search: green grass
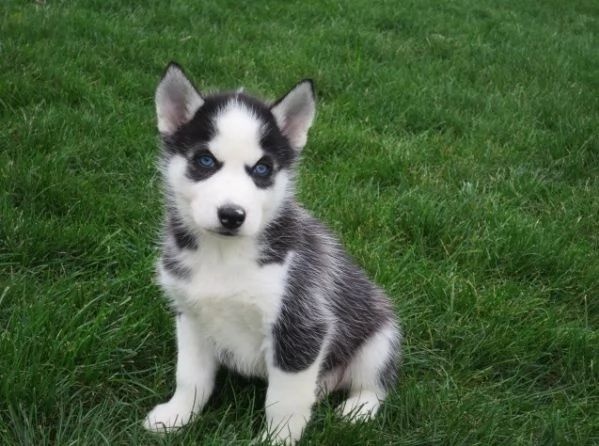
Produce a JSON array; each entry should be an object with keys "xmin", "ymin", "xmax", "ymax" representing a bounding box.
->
[{"xmin": 1, "ymin": 0, "xmax": 598, "ymax": 444}]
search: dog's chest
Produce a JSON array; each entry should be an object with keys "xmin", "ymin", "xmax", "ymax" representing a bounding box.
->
[{"xmin": 161, "ymin": 246, "xmax": 290, "ymax": 377}]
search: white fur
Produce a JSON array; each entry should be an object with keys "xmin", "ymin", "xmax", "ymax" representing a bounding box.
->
[
  {"xmin": 336, "ymin": 322, "xmax": 399, "ymax": 420},
  {"xmin": 212, "ymin": 102, "xmax": 265, "ymax": 163},
  {"xmin": 162, "ymin": 239, "xmax": 292, "ymax": 374},
  {"xmin": 144, "ymin": 312, "xmax": 216, "ymax": 431},
  {"xmin": 145, "ymin": 243, "xmax": 293, "ymax": 433},
  {"xmin": 263, "ymin": 358, "xmax": 321, "ymax": 445}
]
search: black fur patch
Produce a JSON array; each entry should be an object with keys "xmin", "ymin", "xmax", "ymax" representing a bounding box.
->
[
  {"xmin": 167, "ymin": 213, "xmax": 198, "ymax": 250},
  {"xmin": 272, "ymin": 272, "xmax": 329, "ymax": 372},
  {"xmin": 268, "ymin": 208, "xmax": 331, "ymax": 372},
  {"xmin": 321, "ymin": 257, "xmax": 391, "ymax": 373},
  {"xmin": 258, "ymin": 206, "xmax": 300, "ymax": 265},
  {"xmin": 186, "ymin": 149, "xmax": 223, "ymax": 182},
  {"xmin": 161, "ymin": 248, "xmax": 190, "ymax": 279},
  {"xmin": 264, "ymin": 205, "xmax": 397, "ymax": 377},
  {"xmin": 246, "ymin": 156, "xmax": 275, "ymax": 189},
  {"xmin": 259, "ymin": 115, "xmax": 296, "ymax": 170}
]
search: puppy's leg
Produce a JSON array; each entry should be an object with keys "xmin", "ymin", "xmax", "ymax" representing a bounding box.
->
[
  {"xmin": 337, "ymin": 322, "xmax": 400, "ymax": 421},
  {"xmin": 144, "ymin": 312, "xmax": 217, "ymax": 432},
  {"xmin": 263, "ymin": 299, "xmax": 328, "ymax": 444},
  {"xmin": 263, "ymin": 360, "xmax": 321, "ymax": 445}
]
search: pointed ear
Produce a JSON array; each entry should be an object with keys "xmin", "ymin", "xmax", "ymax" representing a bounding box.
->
[
  {"xmin": 270, "ymin": 80, "xmax": 316, "ymax": 151},
  {"xmin": 155, "ymin": 62, "xmax": 204, "ymax": 135}
]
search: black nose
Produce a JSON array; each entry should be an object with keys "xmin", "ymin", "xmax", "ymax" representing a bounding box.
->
[{"xmin": 217, "ymin": 205, "xmax": 246, "ymax": 230}]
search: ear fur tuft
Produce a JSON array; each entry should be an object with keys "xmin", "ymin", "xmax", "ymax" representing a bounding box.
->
[
  {"xmin": 270, "ymin": 80, "xmax": 316, "ymax": 151},
  {"xmin": 155, "ymin": 62, "xmax": 204, "ymax": 135}
]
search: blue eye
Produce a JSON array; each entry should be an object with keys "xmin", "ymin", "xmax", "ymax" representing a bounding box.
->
[
  {"xmin": 195, "ymin": 154, "xmax": 216, "ymax": 168},
  {"xmin": 252, "ymin": 163, "xmax": 272, "ymax": 177}
]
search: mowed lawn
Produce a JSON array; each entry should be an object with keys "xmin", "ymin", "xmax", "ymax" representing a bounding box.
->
[{"xmin": 1, "ymin": 0, "xmax": 598, "ymax": 444}]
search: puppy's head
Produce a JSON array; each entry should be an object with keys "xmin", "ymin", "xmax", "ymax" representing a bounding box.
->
[{"xmin": 155, "ymin": 62, "xmax": 315, "ymax": 238}]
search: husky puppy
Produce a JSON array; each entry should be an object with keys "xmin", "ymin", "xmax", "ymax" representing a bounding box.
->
[{"xmin": 143, "ymin": 62, "xmax": 401, "ymax": 445}]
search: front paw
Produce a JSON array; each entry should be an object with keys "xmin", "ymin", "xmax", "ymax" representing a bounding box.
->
[
  {"xmin": 143, "ymin": 400, "xmax": 197, "ymax": 433},
  {"xmin": 262, "ymin": 406, "xmax": 311, "ymax": 445}
]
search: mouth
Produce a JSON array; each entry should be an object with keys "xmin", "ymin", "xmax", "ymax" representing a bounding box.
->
[{"xmin": 207, "ymin": 228, "xmax": 240, "ymax": 237}]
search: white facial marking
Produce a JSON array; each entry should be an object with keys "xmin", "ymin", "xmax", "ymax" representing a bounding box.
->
[
  {"xmin": 164, "ymin": 100, "xmax": 289, "ymax": 237},
  {"xmin": 210, "ymin": 101, "xmax": 265, "ymax": 163}
]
